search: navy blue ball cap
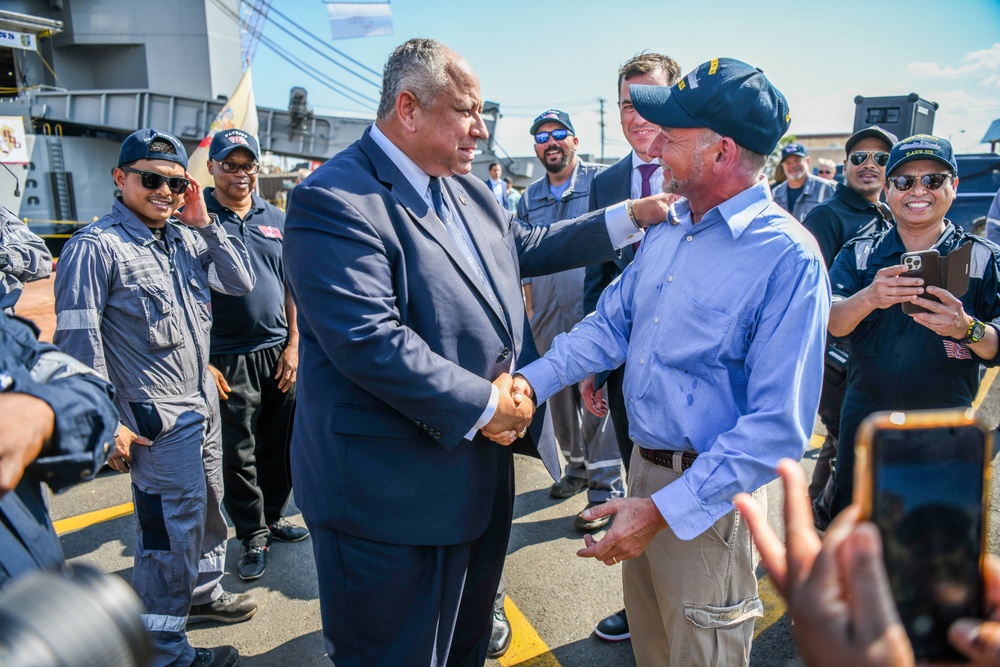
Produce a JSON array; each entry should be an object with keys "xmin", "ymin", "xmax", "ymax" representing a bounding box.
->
[
  {"xmin": 781, "ymin": 143, "xmax": 808, "ymax": 161},
  {"xmin": 118, "ymin": 128, "xmax": 188, "ymax": 170},
  {"xmin": 885, "ymin": 134, "xmax": 958, "ymax": 177},
  {"xmin": 630, "ymin": 58, "xmax": 791, "ymax": 156},
  {"xmin": 529, "ymin": 109, "xmax": 575, "ymax": 136},
  {"xmin": 845, "ymin": 125, "xmax": 898, "ymax": 155},
  {"xmin": 209, "ymin": 128, "xmax": 261, "ymax": 161}
]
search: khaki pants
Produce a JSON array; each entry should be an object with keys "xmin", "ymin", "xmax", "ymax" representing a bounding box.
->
[{"xmin": 623, "ymin": 446, "xmax": 764, "ymax": 667}]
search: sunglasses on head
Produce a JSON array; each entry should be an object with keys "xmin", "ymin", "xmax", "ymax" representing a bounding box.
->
[
  {"xmin": 218, "ymin": 160, "xmax": 260, "ymax": 175},
  {"xmin": 534, "ymin": 128, "xmax": 571, "ymax": 144},
  {"xmin": 887, "ymin": 173, "xmax": 953, "ymax": 192},
  {"xmin": 121, "ymin": 166, "xmax": 190, "ymax": 194},
  {"xmin": 848, "ymin": 151, "xmax": 890, "ymax": 167}
]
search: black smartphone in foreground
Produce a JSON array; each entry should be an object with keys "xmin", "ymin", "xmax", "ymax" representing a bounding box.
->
[{"xmin": 854, "ymin": 408, "xmax": 991, "ymax": 662}]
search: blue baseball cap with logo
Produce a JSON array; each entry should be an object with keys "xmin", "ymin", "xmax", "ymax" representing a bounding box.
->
[
  {"xmin": 884, "ymin": 134, "xmax": 958, "ymax": 177},
  {"xmin": 118, "ymin": 128, "xmax": 188, "ymax": 169},
  {"xmin": 529, "ymin": 109, "xmax": 575, "ymax": 136},
  {"xmin": 780, "ymin": 143, "xmax": 808, "ymax": 161},
  {"xmin": 629, "ymin": 58, "xmax": 791, "ymax": 156},
  {"xmin": 209, "ymin": 128, "xmax": 261, "ymax": 161}
]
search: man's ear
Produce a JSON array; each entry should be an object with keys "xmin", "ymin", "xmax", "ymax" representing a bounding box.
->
[
  {"xmin": 112, "ymin": 167, "xmax": 126, "ymax": 189},
  {"xmin": 396, "ymin": 91, "xmax": 420, "ymax": 133}
]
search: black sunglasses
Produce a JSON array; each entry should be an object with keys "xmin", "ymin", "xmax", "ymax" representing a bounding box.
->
[
  {"xmin": 535, "ymin": 129, "xmax": 571, "ymax": 144},
  {"xmin": 848, "ymin": 151, "xmax": 890, "ymax": 167},
  {"xmin": 887, "ymin": 173, "xmax": 953, "ymax": 192},
  {"xmin": 121, "ymin": 166, "xmax": 190, "ymax": 194},
  {"xmin": 218, "ymin": 160, "xmax": 260, "ymax": 175}
]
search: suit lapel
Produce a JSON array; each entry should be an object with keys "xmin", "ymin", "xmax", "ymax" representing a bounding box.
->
[
  {"xmin": 360, "ymin": 135, "xmax": 511, "ymax": 334},
  {"xmin": 446, "ymin": 179, "xmax": 513, "ymax": 334}
]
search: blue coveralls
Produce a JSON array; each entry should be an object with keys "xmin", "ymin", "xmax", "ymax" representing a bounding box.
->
[
  {"xmin": 53, "ymin": 199, "xmax": 255, "ymax": 667},
  {"xmin": 0, "ymin": 205, "xmax": 52, "ymax": 312},
  {"xmin": 0, "ymin": 312, "xmax": 117, "ymax": 586}
]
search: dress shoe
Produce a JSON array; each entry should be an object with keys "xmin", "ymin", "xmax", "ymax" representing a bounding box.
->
[
  {"xmin": 594, "ymin": 608, "xmax": 630, "ymax": 642},
  {"xmin": 268, "ymin": 517, "xmax": 310, "ymax": 543},
  {"xmin": 486, "ymin": 607, "xmax": 512, "ymax": 658},
  {"xmin": 237, "ymin": 545, "xmax": 267, "ymax": 581},
  {"xmin": 188, "ymin": 591, "xmax": 257, "ymax": 625},
  {"xmin": 190, "ymin": 645, "xmax": 240, "ymax": 666},
  {"xmin": 549, "ymin": 475, "xmax": 587, "ymax": 499},
  {"xmin": 575, "ymin": 500, "xmax": 611, "ymax": 531}
]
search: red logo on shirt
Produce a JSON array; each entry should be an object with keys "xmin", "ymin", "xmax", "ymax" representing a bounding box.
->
[
  {"xmin": 943, "ymin": 340, "xmax": 972, "ymax": 360},
  {"xmin": 258, "ymin": 225, "xmax": 283, "ymax": 239}
]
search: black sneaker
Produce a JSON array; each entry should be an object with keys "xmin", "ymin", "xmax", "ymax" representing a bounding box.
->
[
  {"xmin": 237, "ymin": 545, "xmax": 267, "ymax": 581},
  {"xmin": 188, "ymin": 591, "xmax": 257, "ymax": 625},
  {"xmin": 594, "ymin": 608, "xmax": 630, "ymax": 642},
  {"xmin": 268, "ymin": 517, "xmax": 310, "ymax": 543},
  {"xmin": 190, "ymin": 645, "xmax": 240, "ymax": 667}
]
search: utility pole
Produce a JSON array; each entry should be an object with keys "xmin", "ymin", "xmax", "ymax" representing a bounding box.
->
[{"xmin": 598, "ymin": 97, "xmax": 606, "ymax": 163}]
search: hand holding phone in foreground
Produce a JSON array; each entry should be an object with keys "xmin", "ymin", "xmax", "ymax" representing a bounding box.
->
[{"xmin": 736, "ymin": 458, "xmax": 1000, "ymax": 667}]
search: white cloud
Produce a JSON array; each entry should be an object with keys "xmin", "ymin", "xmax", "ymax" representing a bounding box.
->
[{"xmin": 906, "ymin": 43, "xmax": 1000, "ymax": 83}]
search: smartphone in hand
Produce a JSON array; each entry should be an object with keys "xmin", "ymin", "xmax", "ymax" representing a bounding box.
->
[
  {"xmin": 901, "ymin": 242, "xmax": 972, "ymax": 315},
  {"xmin": 854, "ymin": 408, "xmax": 991, "ymax": 662}
]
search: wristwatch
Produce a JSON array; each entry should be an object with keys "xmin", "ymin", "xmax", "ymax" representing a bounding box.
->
[{"xmin": 959, "ymin": 319, "xmax": 987, "ymax": 345}]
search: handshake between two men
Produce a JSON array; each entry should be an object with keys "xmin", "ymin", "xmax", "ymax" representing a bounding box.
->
[{"xmin": 480, "ymin": 373, "xmax": 536, "ymax": 446}]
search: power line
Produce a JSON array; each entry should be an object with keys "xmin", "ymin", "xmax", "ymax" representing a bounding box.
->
[
  {"xmin": 259, "ymin": 0, "xmax": 383, "ymax": 82},
  {"xmin": 208, "ymin": 0, "xmax": 378, "ymax": 111},
  {"xmin": 246, "ymin": 0, "xmax": 382, "ymax": 91}
]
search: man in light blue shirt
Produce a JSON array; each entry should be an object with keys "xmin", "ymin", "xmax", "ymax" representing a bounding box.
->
[{"xmin": 508, "ymin": 59, "xmax": 830, "ymax": 666}]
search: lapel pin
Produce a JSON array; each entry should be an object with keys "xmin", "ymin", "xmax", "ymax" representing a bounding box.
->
[{"xmin": 459, "ymin": 195, "xmax": 467, "ymax": 206}]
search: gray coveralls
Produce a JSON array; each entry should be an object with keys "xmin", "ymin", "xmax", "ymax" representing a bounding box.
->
[
  {"xmin": 517, "ymin": 161, "xmax": 624, "ymax": 503},
  {"xmin": 0, "ymin": 205, "xmax": 52, "ymax": 312},
  {"xmin": 53, "ymin": 199, "xmax": 255, "ymax": 667}
]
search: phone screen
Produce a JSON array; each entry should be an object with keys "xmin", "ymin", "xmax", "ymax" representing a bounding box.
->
[{"xmin": 870, "ymin": 424, "xmax": 986, "ymax": 661}]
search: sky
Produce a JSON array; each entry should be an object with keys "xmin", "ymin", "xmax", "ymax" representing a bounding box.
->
[{"xmin": 248, "ymin": 0, "xmax": 1000, "ymax": 161}]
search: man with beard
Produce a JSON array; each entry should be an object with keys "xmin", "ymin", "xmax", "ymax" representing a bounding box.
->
[
  {"xmin": 773, "ymin": 142, "xmax": 836, "ymax": 221},
  {"xmin": 801, "ymin": 126, "xmax": 895, "ymax": 528},
  {"xmin": 518, "ymin": 111, "xmax": 620, "ymax": 518},
  {"xmin": 510, "ymin": 59, "xmax": 829, "ymax": 665}
]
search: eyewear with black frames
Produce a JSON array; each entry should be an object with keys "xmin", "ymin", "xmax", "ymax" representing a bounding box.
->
[
  {"xmin": 848, "ymin": 151, "xmax": 890, "ymax": 167},
  {"xmin": 217, "ymin": 160, "xmax": 260, "ymax": 175},
  {"xmin": 534, "ymin": 129, "xmax": 571, "ymax": 144},
  {"xmin": 887, "ymin": 173, "xmax": 953, "ymax": 192},
  {"xmin": 120, "ymin": 166, "xmax": 191, "ymax": 194}
]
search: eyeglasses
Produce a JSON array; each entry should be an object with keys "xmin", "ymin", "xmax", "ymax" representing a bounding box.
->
[
  {"xmin": 887, "ymin": 173, "xmax": 953, "ymax": 192},
  {"xmin": 816, "ymin": 169, "xmax": 836, "ymax": 177},
  {"xmin": 534, "ymin": 129, "xmax": 571, "ymax": 144},
  {"xmin": 121, "ymin": 166, "xmax": 190, "ymax": 194},
  {"xmin": 848, "ymin": 151, "xmax": 890, "ymax": 167},
  {"xmin": 217, "ymin": 160, "xmax": 260, "ymax": 175}
]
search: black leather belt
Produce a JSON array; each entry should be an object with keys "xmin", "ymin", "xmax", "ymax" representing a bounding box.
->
[{"xmin": 638, "ymin": 447, "xmax": 698, "ymax": 471}]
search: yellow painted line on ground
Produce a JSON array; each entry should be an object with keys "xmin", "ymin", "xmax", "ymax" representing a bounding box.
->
[
  {"xmin": 753, "ymin": 576, "xmax": 786, "ymax": 638},
  {"xmin": 499, "ymin": 596, "xmax": 561, "ymax": 667},
  {"xmin": 974, "ymin": 367, "xmax": 998, "ymax": 410},
  {"xmin": 808, "ymin": 432, "xmax": 824, "ymax": 449},
  {"xmin": 53, "ymin": 501, "xmax": 133, "ymax": 535}
]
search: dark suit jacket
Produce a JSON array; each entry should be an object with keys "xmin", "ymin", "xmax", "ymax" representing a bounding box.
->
[
  {"xmin": 583, "ymin": 155, "xmax": 635, "ymax": 388},
  {"xmin": 283, "ymin": 128, "xmax": 617, "ymax": 546}
]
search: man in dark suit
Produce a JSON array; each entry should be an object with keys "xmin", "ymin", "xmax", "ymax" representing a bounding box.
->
[
  {"xmin": 580, "ymin": 52, "xmax": 681, "ymax": 643},
  {"xmin": 283, "ymin": 39, "xmax": 669, "ymax": 667}
]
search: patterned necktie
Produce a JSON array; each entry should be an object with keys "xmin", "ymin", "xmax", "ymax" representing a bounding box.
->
[
  {"xmin": 428, "ymin": 177, "xmax": 498, "ymax": 306},
  {"xmin": 634, "ymin": 163, "xmax": 659, "ymax": 252}
]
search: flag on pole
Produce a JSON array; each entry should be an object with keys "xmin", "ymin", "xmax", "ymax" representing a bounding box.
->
[
  {"xmin": 326, "ymin": 2, "xmax": 393, "ymax": 40},
  {"xmin": 187, "ymin": 66, "xmax": 260, "ymax": 188}
]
